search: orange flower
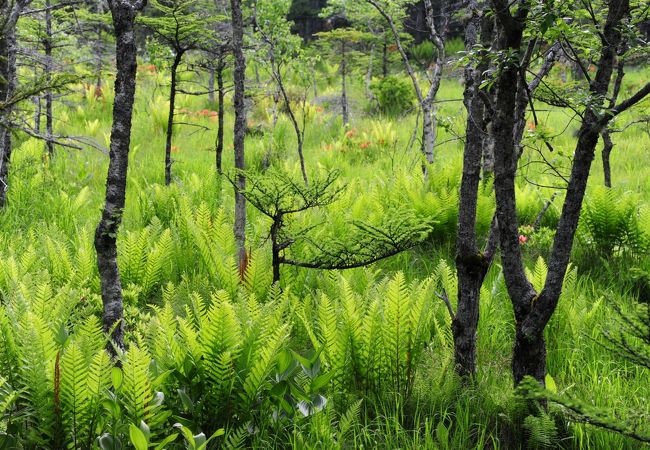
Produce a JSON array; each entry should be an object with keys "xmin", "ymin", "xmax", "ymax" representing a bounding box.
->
[
  {"xmin": 527, "ymin": 121, "xmax": 536, "ymax": 131},
  {"xmin": 359, "ymin": 141, "xmax": 371, "ymax": 149},
  {"xmin": 171, "ymin": 145, "xmax": 180, "ymax": 153},
  {"xmin": 345, "ymin": 128, "xmax": 357, "ymax": 139}
]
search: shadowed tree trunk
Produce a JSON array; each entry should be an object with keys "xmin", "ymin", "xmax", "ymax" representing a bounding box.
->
[
  {"xmin": 44, "ymin": 0, "xmax": 54, "ymax": 156},
  {"xmin": 340, "ymin": 41, "xmax": 349, "ymax": 125},
  {"xmin": 95, "ymin": 0, "xmax": 146, "ymax": 355},
  {"xmin": 231, "ymin": 0, "xmax": 248, "ymax": 273},
  {"xmin": 208, "ymin": 64, "xmax": 216, "ymax": 105},
  {"xmin": 488, "ymin": 0, "xmax": 646, "ymax": 385},
  {"xmin": 215, "ymin": 60, "xmax": 225, "ymax": 174},
  {"xmin": 164, "ymin": 52, "xmax": 183, "ymax": 185},
  {"xmin": 454, "ymin": 1, "xmax": 497, "ymax": 377},
  {"xmin": 0, "ymin": 1, "xmax": 28, "ymax": 209},
  {"xmin": 601, "ymin": 129, "xmax": 613, "ymax": 187},
  {"xmin": 601, "ymin": 54, "xmax": 625, "ymax": 188}
]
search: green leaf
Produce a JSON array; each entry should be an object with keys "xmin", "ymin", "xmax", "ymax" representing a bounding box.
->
[
  {"xmin": 111, "ymin": 367, "xmax": 123, "ymax": 389},
  {"xmin": 310, "ymin": 371, "xmax": 334, "ymax": 392},
  {"xmin": 129, "ymin": 424, "xmax": 148, "ymax": 450},
  {"xmin": 154, "ymin": 433, "xmax": 179, "ymax": 450},
  {"xmin": 545, "ymin": 374, "xmax": 557, "ymax": 394}
]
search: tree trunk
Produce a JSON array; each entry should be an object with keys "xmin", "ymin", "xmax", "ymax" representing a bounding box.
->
[
  {"xmin": 271, "ymin": 217, "xmax": 281, "ymax": 284},
  {"xmin": 208, "ymin": 64, "xmax": 216, "ymax": 105},
  {"xmin": 231, "ymin": 0, "xmax": 248, "ymax": 272},
  {"xmin": 44, "ymin": 0, "xmax": 54, "ymax": 156},
  {"xmin": 0, "ymin": 19, "xmax": 18, "ymax": 209},
  {"xmin": 512, "ymin": 325, "xmax": 547, "ymax": 385},
  {"xmin": 601, "ymin": 128, "xmax": 613, "ymax": 187},
  {"xmin": 33, "ymin": 95, "xmax": 41, "ymax": 131},
  {"xmin": 95, "ymin": 0, "xmax": 145, "ymax": 355},
  {"xmin": 215, "ymin": 61, "xmax": 225, "ymax": 174},
  {"xmin": 489, "ymin": 0, "xmax": 633, "ymax": 386},
  {"xmin": 365, "ymin": 44, "xmax": 375, "ymax": 101},
  {"xmin": 341, "ymin": 41, "xmax": 349, "ymax": 125},
  {"xmin": 453, "ymin": 1, "xmax": 491, "ymax": 377},
  {"xmin": 272, "ymin": 54, "xmax": 308, "ymax": 186},
  {"xmin": 165, "ymin": 54, "xmax": 182, "ymax": 186},
  {"xmin": 421, "ymin": 101, "xmax": 435, "ymax": 168},
  {"xmin": 382, "ymin": 34, "xmax": 388, "ymax": 77}
]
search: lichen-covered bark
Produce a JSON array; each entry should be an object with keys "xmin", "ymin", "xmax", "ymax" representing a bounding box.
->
[
  {"xmin": 0, "ymin": 1, "xmax": 28, "ymax": 208},
  {"xmin": 231, "ymin": 0, "xmax": 247, "ymax": 271},
  {"xmin": 95, "ymin": 0, "xmax": 145, "ymax": 354}
]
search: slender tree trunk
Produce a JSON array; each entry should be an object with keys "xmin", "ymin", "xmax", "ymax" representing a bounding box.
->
[
  {"xmin": 365, "ymin": 44, "xmax": 375, "ymax": 101},
  {"xmin": 215, "ymin": 61, "xmax": 225, "ymax": 174},
  {"xmin": 95, "ymin": 0, "xmax": 145, "ymax": 355},
  {"xmin": 0, "ymin": 21, "xmax": 18, "ymax": 209},
  {"xmin": 44, "ymin": 0, "xmax": 54, "ymax": 156},
  {"xmin": 341, "ymin": 41, "xmax": 349, "ymax": 125},
  {"xmin": 33, "ymin": 95, "xmax": 41, "ymax": 131},
  {"xmin": 272, "ymin": 54, "xmax": 308, "ymax": 186},
  {"xmin": 454, "ymin": 2, "xmax": 492, "ymax": 377},
  {"xmin": 208, "ymin": 64, "xmax": 216, "ymax": 105},
  {"xmin": 165, "ymin": 54, "xmax": 182, "ymax": 186},
  {"xmin": 382, "ymin": 34, "xmax": 388, "ymax": 77},
  {"xmin": 231, "ymin": 0, "xmax": 248, "ymax": 272},
  {"xmin": 601, "ymin": 128, "xmax": 613, "ymax": 187},
  {"xmin": 271, "ymin": 217, "xmax": 281, "ymax": 283},
  {"xmin": 421, "ymin": 102, "xmax": 435, "ymax": 166}
]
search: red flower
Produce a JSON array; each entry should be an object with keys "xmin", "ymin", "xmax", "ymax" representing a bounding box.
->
[{"xmin": 519, "ymin": 235, "xmax": 528, "ymax": 245}]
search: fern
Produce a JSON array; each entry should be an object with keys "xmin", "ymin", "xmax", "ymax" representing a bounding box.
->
[{"xmin": 60, "ymin": 342, "xmax": 89, "ymax": 449}]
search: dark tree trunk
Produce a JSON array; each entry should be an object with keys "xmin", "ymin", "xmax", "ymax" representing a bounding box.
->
[
  {"xmin": 382, "ymin": 34, "xmax": 388, "ymax": 77},
  {"xmin": 454, "ymin": 1, "xmax": 492, "ymax": 377},
  {"xmin": 208, "ymin": 64, "xmax": 216, "ymax": 105},
  {"xmin": 231, "ymin": 0, "xmax": 248, "ymax": 271},
  {"xmin": 601, "ymin": 129, "xmax": 613, "ymax": 188},
  {"xmin": 95, "ymin": 0, "xmax": 145, "ymax": 355},
  {"xmin": 512, "ymin": 327, "xmax": 546, "ymax": 385},
  {"xmin": 165, "ymin": 53, "xmax": 182, "ymax": 186},
  {"xmin": 272, "ymin": 54, "xmax": 308, "ymax": 186},
  {"xmin": 0, "ymin": 17, "xmax": 18, "ymax": 209},
  {"xmin": 488, "ymin": 0, "xmax": 634, "ymax": 386},
  {"xmin": 340, "ymin": 41, "xmax": 349, "ymax": 125},
  {"xmin": 215, "ymin": 61, "xmax": 225, "ymax": 174},
  {"xmin": 44, "ymin": 0, "xmax": 54, "ymax": 156},
  {"xmin": 33, "ymin": 95, "xmax": 41, "ymax": 131},
  {"xmin": 271, "ymin": 216, "xmax": 281, "ymax": 283}
]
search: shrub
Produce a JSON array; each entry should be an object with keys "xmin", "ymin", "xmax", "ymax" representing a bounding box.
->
[{"xmin": 370, "ymin": 76, "xmax": 415, "ymax": 117}]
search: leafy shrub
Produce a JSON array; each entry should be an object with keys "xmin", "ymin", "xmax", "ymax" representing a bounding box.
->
[{"xmin": 370, "ymin": 76, "xmax": 415, "ymax": 117}]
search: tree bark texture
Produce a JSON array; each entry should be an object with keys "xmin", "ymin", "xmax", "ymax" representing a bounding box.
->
[
  {"xmin": 95, "ymin": 0, "xmax": 146, "ymax": 354},
  {"xmin": 44, "ymin": 0, "xmax": 54, "ymax": 156},
  {"xmin": 164, "ymin": 53, "xmax": 182, "ymax": 185},
  {"xmin": 216, "ymin": 61, "xmax": 225, "ymax": 174},
  {"xmin": 490, "ymin": 0, "xmax": 632, "ymax": 385},
  {"xmin": 0, "ymin": 2, "xmax": 24, "ymax": 209},
  {"xmin": 340, "ymin": 41, "xmax": 349, "ymax": 125},
  {"xmin": 231, "ymin": 0, "xmax": 248, "ymax": 272},
  {"xmin": 454, "ymin": 1, "xmax": 493, "ymax": 377}
]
